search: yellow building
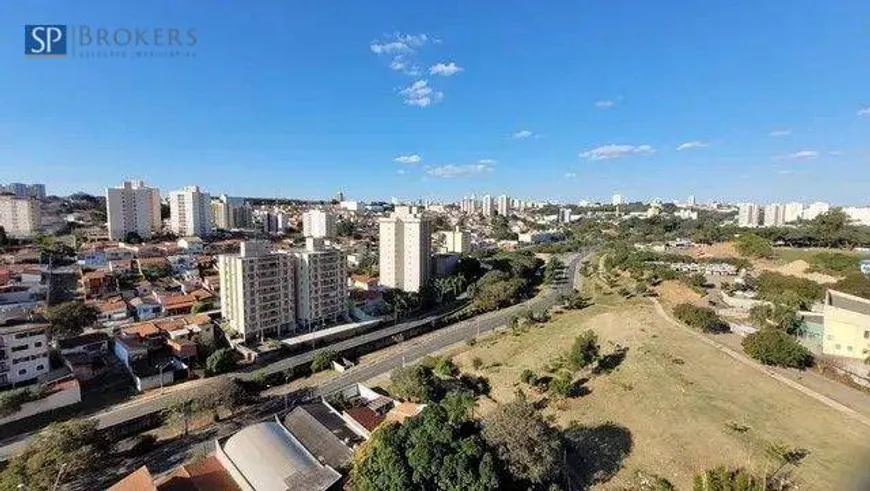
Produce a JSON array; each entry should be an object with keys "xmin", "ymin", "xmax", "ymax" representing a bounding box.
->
[{"xmin": 822, "ymin": 289, "xmax": 870, "ymax": 360}]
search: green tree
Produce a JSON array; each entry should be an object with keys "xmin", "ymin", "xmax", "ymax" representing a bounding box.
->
[
  {"xmin": 190, "ymin": 300, "xmax": 212, "ymax": 314},
  {"xmin": 519, "ymin": 368, "xmax": 537, "ymax": 386},
  {"xmin": 734, "ymin": 233, "xmax": 773, "ymax": 259},
  {"xmin": 543, "ymin": 256, "xmax": 565, "ymax": 284},
  {"xmin": 742, "ymin": 329, "xmax": 813, "ymax": 369},
  {"xmin": 432, "ymin": 357, "xmax": 459, "ymax": 378},
  {"xmin": 123, "ymin": 231, "xmax": 144, "ymax": 244},
  {"xmin": 44, "ymin": 301, "xmax": 99, "ymax": 339},
  {"xmin": 482, "ymin": 398, "xmax": 564, "ymax": 487},
  {"xmin": 548, "ymin": 371, "xmax": 574, "ymax": 399},
  {"xmin": 336, "ymin": 219, "xmax": 357, "ymax": 237},
  {"xmin": 205, "ymin": 348, "xmax": 237, "ymax": 376},
  {"xmin": 441, "ymin": 390, "xmax": 476, "ymax": 425},
  {"xmin": 311, "ymin": 349, "xmax": 337, "ymax": 372},
  {"xmin": 755, "ymin": 271, "xmax": 823, "ymax": 309},
  {"xmin": 673, "ymin": 303, "xmax": 729, "ymax": 333},
  {"xmin": 568, "ymin": 330, "xmax": 600, "ymax": 370},
  {"xmin": 390, "ymin": 365, "xmax": 441, "ymax": 403},
  {"xmin": 0, "ymin": 419, "xmax": 108, "ymax": 491},
  {"xmin": 0, "ymin": 388, "xmax": 37, "ymax": 417}
]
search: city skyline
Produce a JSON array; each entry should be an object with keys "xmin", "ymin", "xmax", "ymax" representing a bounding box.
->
[{"xmin": 3, "ymin": 1, "xmax": 870, "ymax": 203}]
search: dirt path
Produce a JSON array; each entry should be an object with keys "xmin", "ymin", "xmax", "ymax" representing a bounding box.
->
[{"xmin": 650, "ymin": 298, "xmax": 870, "ymax": 429}]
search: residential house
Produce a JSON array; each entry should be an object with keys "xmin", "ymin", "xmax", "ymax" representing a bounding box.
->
[
  {"xmin": 94, "ymin": 298, "xmax": 130, "ymax": 324},
  {"xmin": 129, "ymin": 296, "xmax": 162, "ymax": 321},
  {"xmin": 178, "ymin": 237, "xmax": 205, "ymax": 255},
  {"xmin": 56, "ymin": 332, "xmax": 110, "ymax": 359},
  {"xmin": 81, "ymin": 270, "xmax": 115, "ymax": 298},
  {"xmin": 0, "ymin": 321, "xmax": 50, "ymax": 387}
]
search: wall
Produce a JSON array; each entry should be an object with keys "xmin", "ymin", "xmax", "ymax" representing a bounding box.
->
[{"xmin": 0, "ymin": 381, "xmax": 81, "ymax": 425}]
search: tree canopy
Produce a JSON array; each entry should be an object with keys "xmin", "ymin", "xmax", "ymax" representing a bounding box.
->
[
  {"xmin": 44, "ymin": 301, "xmax": 99, "ymax": 339},
  {"xmin": 673, "ymin": 303, "xmax": 729, "ymax": 333},
  {"xmin": 568, "ymin": 329, "xmax": 601, "ymax": 370},
  {"xmin": 205, "ymin": 348, "xmax": 237, "ymax": 376},
  {"xmin": 733, "ymin": 233, "xmax": 773, "ymax": 259},
  {"xmin": 742, "ymin": 328, "xmax": 813, "ymax": 369}
]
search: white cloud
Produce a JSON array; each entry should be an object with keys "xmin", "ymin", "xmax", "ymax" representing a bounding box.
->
[
  {"xmin": 564, "ymin": 172, "xmax": 578, "ymax": 178},
  {"xmin": 676, "ymin": 140, "xmax": 709, "ymax": 151},
  {"xmin": 370, "ymin": 33, "xmax": 431, "ymax": 55},
  {"xmin": 399, "ymin": 80, "xmax": 443, "ymax": 107},
  {"xmin": 512, "ymin": 130, "xmax": 535, "ymax": 139},
  {"xmin": 396, "ymin": 33, "xmax": 429, "ymax": 47},
  {"xmin": 579, "ymin": 144, "xmax": 655, "ymax": 160},
  {"xmin": 858, "ymin": 107, "xmax": 870, "ymax": 116},
  {"xmin": 394, "ymin": 154, "xmax": 422, "ymax": 164},
  {"xmin": 478, "ymin": 158, "xmax": 497, "ymax": 164},
  {"xmin": 778, "ymin": 150, "xmax": 819, "ymax": 160},
  {"xmin": 370, "ymin": 41, "xmax": 411, "ymax": 55},
  {"xmin": 769, "ymin": 130, "xmax": 791, "ymax": 137},
  {"xmin": 429, "ymin": 62, "xmax": 463, "ymax": 76},
  {"xmin": 595, "ymin": 100, "xmax": 615, "ymax": 109},
  {"xmin": 425, "ymin": 162, "xmax": 495, "ymax": 178}
]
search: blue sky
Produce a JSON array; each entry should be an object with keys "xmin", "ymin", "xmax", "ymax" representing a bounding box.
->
[{"xmin": 2, "ymin": 1, "xmax": 870, "ymax": 204}]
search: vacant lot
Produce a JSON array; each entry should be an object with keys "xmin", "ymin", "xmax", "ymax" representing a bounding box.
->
[{"xmin": 453, "ymin": 301, "xmax": 870, "ymax": 490}]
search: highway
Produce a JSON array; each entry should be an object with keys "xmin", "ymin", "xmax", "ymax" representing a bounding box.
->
[{"xmin": 0, "ymin": 250, "xmax": 589, "ymax": 460}]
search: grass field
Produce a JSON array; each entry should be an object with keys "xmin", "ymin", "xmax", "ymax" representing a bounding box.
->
[
  {"xmin": 773, "ymin": 247, "xmax": 870, "ymax": 264},
  {"xmin": 452, "ymin": 300, "xmax": 870, "ymax": 490}
]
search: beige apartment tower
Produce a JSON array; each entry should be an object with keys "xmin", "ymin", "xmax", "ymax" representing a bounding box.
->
[
  {"xmin": 219, "ymin": 241, "xmax": 296, "ymax": 342},
  {"xmin": 0, "ymin": 196, "xmax": 40, "ymax": 239},
  {"xmin": 170, "ymin": 185, "xmax": 213, "ymax": 237},
  {"xmin": 106, "ymin": 180, "xmax": 161, "ymax": 241},
  {"xmin": 293, "ymin": 237, "xmax": 347, "ymax": 330},
  {"xmin": 379, "ymin": 206, "xmax": 431, "ymax": 292}
]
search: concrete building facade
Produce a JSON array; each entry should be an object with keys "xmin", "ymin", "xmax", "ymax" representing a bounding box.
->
[
  {"xmin": 169, "ymin": 186, "xmax": 212, "ymax": 237},
  {"xmin": 821, "ymin": 290, "xmax": 870, "ymax": 360},
  {"xmin": 106, "ymin": 180, "xmax": 161, "ymax": 241},
  {"xmin": 293, "ymin": 238, "xmax": 347, "ymax": 330},
  {"xmin": 219, "ymin": 241, "xmax": 296, "ymax": 342},
  {"xmin": 302, "ymin": 210, "xmax": 337, "ymax": 239},
  {"xmin": 378, "ymin": 206, "xmax": 431, "ymax": 292},
  {"xmin": 737, "ymin": 203, "xmax": 762, "ymax": 227},
  {"xmin": 439, "ymin": 228, "xmax": 470, "ymax": 254},
  {"xmin": 0, "ymin": 196, "xmax": 40, "ymax": 238},
  {"xmin": 0, "ymin": 321, "xmax": 50, "ymax": 387}
]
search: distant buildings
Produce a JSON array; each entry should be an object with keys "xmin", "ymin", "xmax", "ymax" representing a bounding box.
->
[
  {"xmin": 219, "ymin": 241, "xmax": 296, "ymax": 342},
  {"xmin": 169, "ymin": 186, "xmax": 212, "ymax": 237},
  {"xmin": 302, "ymin": 209, "xmax": 337, "ymax": 239},
  {"xmin": 439, "ymin": 227, "xmax": 470, "ymax": 254},
  {"xmin": 558, "ymin": 208, "xmax": 572, "ymax": 224},
  {"xmin": 783, "ymin": 202, "xmax": 804, "ymax": 223},
  {"xmin": 105, "ymin": 180, "xmax": 162, "ymax": 241},
  {"xmin": 482, "ymin": 195, "xmax": 494, "ymax": 217},
  {"xmin": 1, "ymin": 183, "xmax": 44, "ymax": 199},
  {"xmin": 686, "ymin": 195, "xmax": 696, "ymax": 206},
  {"xmin": 843, "ymin": 207, "xmax": 870, "ymax": 226},
  {"xmin": 378, "ymin": 206, "xmax": 431, "ymax": 292},
  {"xmin": 0, "ymin": 195, "xmax": 40, "ymax": 238},
  {"xmin": 802, "ymin": 202, "xmax": 830, "ymax": 221},
  {"xmin": 612, "ymin": 194, "xmax": 625, "ymax": 206},
  {"xmin": 737, "ymin": 203, "xmax": 762, "ymax": 227},
  {"xmin": 293, "ymin": 238, "xmax": 347, "ymax": 330},
  {"xmin": 211, "ymin": 194, "xmax": 252, "ymax": 230}
]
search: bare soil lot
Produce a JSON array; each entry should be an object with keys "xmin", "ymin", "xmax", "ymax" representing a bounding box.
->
[{"xmin": 453, "ymin": 302, "xmax": 870, "ymax": 490}]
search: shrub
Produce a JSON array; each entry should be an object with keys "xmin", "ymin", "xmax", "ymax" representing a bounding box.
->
[
  {"xmin": 568, "ymin": 330, "xmax": 600, "ymax": 370},
  {"xmin": 390, "ymin": 365, "xmax": 442, "ymax": 402},
  {"xmin": 808, "ymin": 251, "xmax": 859, "ymax": 274},
  {"xmin": 519, "ymin": 369, "xmax": 537, "ymax": 385},
  {"xmin": 471, "ymin": 357, "xmax": 484, "ymax": 370},
  {"xmin": 692, "ymin": 466, "xmax": 765, "ymax": 491},
  {"xmin": 673, "ymin": 303, "xmax": 729, "ymax": 333},
  {"xmin": 742, "ymin": 329, "xmax": 813, "ymax": 369},
  {"xmin": 734, "ymin": 233, "xmax": 773, "ymax": 259},
  {"xmin": 205, "ymin": 348, "xmax": 236, "ymax": 376},
  {"xmin": 0, "ymin": 388, "xmax": 36, "ymax": 417},
  {"xmin": 755, "ymin": 271, "xmax": 823, "ymax": 309},
  {"xmin": 310, "ymin": 349, "xmax": 337, "ymax": 372}
]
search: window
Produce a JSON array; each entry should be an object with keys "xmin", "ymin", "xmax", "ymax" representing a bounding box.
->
[
  {"xmin": 847, "ymin": 346, "xmax": 853, "ymax": 352},
  {"xmin": 33, "ymin": 342, "xmax": 42, "ymax": 348},
  {"xmin": 10, "ymin": 345, "xmax": 27, "ymax": 352},
  {"xmin": 36, "ymin": 365, "xmax": 44, "ymax": 371},
  {"xmin": 835, "ymin": 344, "xmax": 842, "ymax": 350},
  {"xmin": 865, "ymin": 331, "xmax": 870, "ymax": 340},
  {"xmin": 17, "ymin": 369, "xmax": 25, "ymax": 375}
]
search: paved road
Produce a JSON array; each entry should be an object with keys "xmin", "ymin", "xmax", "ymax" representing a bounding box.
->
[{"xmin": 0, "ymin": 251, "xmax": 588, "ymax": 460}]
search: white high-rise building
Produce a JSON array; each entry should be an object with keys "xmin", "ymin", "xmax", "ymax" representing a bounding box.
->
[
  {"xmin": 763, "ymin": 203, "xmax": 784, "ymax": 227},
  {"xmin": 481, "ymin": 195, "xmax": 494, "ymax": 217},
  {"xmin": 218, "ymin": 241, "xmax": 296, "ymax": 342},
  {"xmin": 686, "ymin": 195, "xmax": 696, "ymax": 207},
  {"xmin": 169, "ymin": 185, "xmax": 212, "ymax": 237},
  {"xmin": 106, "ymin": 180, "xmax": 161, "ymax": 241},
  {"xmin": 6, "ymin": 183, "xmax": 28, "ymax": 198},
  {"xmin": 496, "ymin": 194, "xmax": 511, "ymax": 217},
  {"xmin": 27, "ymin": 184, "xmax": 46, "ymax": 199},
  {"xmin": 439, "ymin": 227, "xmax": 470, "ymax": 254},
  {"xmin": 803, "ymin": 202, "xmax": 831, "ymax": 221},
  {"xmin": 379, "ymin": 206, "xmax": 431, "ymax": 293},
  {"xmin": 844, "ymin": 207, "xmax": 870, "ymax": 226},
  {"xmin": 293, "ymin": 237, "xmax": 347, "ymax": 330},
  {"xmin": 783, "ymin": 202, "xmax": 805, "ymax": 223},
  {"xmin": 559, "ymin": 208, "xmax": 573, "ymax": 224},
  {"xmin": 211, "ymin": 195, "xmax": 250, "ymax": 230},
  {"xmin": 0, "ymin": 196, "xmax": 40, "ymax": 238},
  {"xmin": 612, "ymin": 194, "xmax": 625, "ymax": 206},
  {"xmin": 302, "ymin": 209, "xmax": 336, "ymax": 238},
  {"xmin": 737, "ymin": 203, "xmax": 762, "ymax": 227}
]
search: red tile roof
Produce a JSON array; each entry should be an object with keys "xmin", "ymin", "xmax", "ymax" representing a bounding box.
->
[
  {"xmin": 345, "ymin": 406, "xmax": 386, "ymax": 432},
  {"xmin": 156, "ymin": 455, "xmax": 240, "ymax": 491},
  {"xmin": 109, "ymin": 466, "xmax": 157, "ymax": 491}
]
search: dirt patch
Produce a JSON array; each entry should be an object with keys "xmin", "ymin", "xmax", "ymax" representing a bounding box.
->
[
  {"xmin": 654, "ymin": 280, "xmax": 703, "ymax": 308},
  {"xmin": 684, "ymin": 242, "xmax": 741, "ymax": 259},
  {"xmin": 756, "ymin": 259, "xmax": 841, "ymax": 284}
]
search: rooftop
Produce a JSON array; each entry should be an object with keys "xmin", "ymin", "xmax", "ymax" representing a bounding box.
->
[
  {"xmin": 56, "ymin": 331, "xmax": 109, "ymax": 350},
  {"xmin": 108, "ymin": 466, "xmax": 157, "ymax": 491},
  {"xmin": 156, "ymin": 454, "xmax": 239, "ymax": 491},
  {"xmin": 283, "ymin": 404, "xmax": 357, "ymax": 469},
  {"xmin": 826, "ymin": 289, "xmax": 870, "ymax": 317}
]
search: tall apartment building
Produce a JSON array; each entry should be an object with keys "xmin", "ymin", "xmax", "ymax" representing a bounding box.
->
[
  {"xmin": 686, "ymin": 195, "xmax": 696, "ymax": 207},
  {"xmin": 5, "ymin": 183, "xmax": 28, "ymax": 198},
  {"xmin": 379, "ymin": 206, "xmax": 431, "ymax": 292},
  {"xmin": 106, "ymin": 180, "xmax": 161, "ymax": 241},
  {"xmin": 302, "ymin": 210, "xmax": 336, "ymax": 238},
  {"xmin": 496, "ymin": 194, "xmax": 511, "ymax": 217},
  {"xmin": 2, "ymin": 183, "xmax": 47, "ymax": 199},
  {"xmin": 737, "ymin": 203, "xmax": 762, "ymax": 227},
  {"xmin": 459, "ymin": 196, "xmax": 477, "ymax": 215},
  {"xmin": 480, "ymin": 195, "xmax": 493, "ymax": 217},
  {"xmin": 293, "ymin": 238, "xmax": 347, "ymax": 330},
  {"xmin": 763, "ymin": 203, "xmax": 784, "ymax": 227},
  {"xmin": 439, "ymin": 227, "xmax": 470, "ymax": 254},
  {"xmin": 0, "ymin": 321, "xmax": 50, "ymax": 387},
  {"xmin": 211, "ymin": 195, "xmax": 252, "ymax": 230},
  {"xmin": 218, "ymin": 241, "xmax": 296, "ymax": 342},
  {"xmin": 559, "ymin": 208, "xmax": 573, "ymax": 224},
  {"xmin": 169, "ymin": 186, "xmax": 212, "ymax": 237},
  {"xmin": 612, "ymin": 194, "xmax": 625, "ymax": 206},
  {"xmin": 0, "ymin": 196, "xmax": 40, "ymax": 238},
  {"xmin": 783, "ymin": 202, "xmax": 805, "ymax": 223}
]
